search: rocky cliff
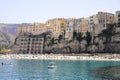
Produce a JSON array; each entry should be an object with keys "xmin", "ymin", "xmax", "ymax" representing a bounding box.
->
[
  {"xmin": 107, "ymin": 33, "xmax": 120, "ymax": 53},
  {"xmin": 44, "ymin": 33, "xmax": 120, "ymax": 53},
  {"xmin": 0, "ymin": 23, "xmax": 30, "ymax": 49}
]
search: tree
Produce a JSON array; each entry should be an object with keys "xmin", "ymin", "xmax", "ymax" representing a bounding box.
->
[
  {"xmin": 51, "ymin": 38, "xmax": 54, "ymax": 45},
  {"xmin": 98, "ymin": 23, "xmax": 116, "ymax": 52},
  {"xmin": 76, "ymin": 32, "xmax": 83, "ymax": 53},
  {"xmin": 85, "ymin": 31, "xmax": 92, "ymax": 46},
  {"xmin": 14, "ymin": 37, "xmax": 18, "ymax": 45},
  {"xmin": 76, "ymin": 32, "xmax": 83, "ymax": 42},
  {"xmin": 42, "ymin": 33, "xmax": 46, "ymax": 54},
  {"xmin": 42, "ymin": 32, "xmax": 50, "ymax": 54},
  {"xmin": 73, "ymin": 30, "xmax": 77, "ymax": 40},
  {"xmin": 58, "ymin": 34, "xmax": 63, "ymax": 42}
]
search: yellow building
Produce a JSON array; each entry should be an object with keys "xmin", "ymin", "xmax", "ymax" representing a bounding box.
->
[{"xmin": 46, "ymin": 18, "xmax": 66, "ymax": 39}]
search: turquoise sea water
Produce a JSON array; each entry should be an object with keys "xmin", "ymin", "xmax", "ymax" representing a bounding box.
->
[{"xmin": 0, "ymin": 59, "xmax": 120, "ymax": 80}]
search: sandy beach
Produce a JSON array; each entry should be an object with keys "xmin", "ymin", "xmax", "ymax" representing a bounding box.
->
[{"xmin": 0, "ymin": 54, "xmax": 120, "ymax": 61}]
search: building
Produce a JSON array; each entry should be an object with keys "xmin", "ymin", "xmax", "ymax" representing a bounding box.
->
[
  {"xmin": 97, "ymin": 12, "xmax": 115, "ymax": 30},
  {"xmin": 17, "ymin": 23, "xmax": 48, "ymax": 35},
  {"xmin": 65, "ymin": 18, "xmax": 74, "ymax": 40},
  {"xmin": 80, "ymin": 18, "xmax": 89, "ymax": 35},
  {"xmin": 16, "ymin": 33, "xmax": 44, "ymax": 54},
  {"xmin": 116, "ymin": 10, "xmax": 120, "ymax": 32},
  {"xmin": 89, "ymin": 12, "xmax": 115, "ymax": 36},
  {"xmin": 46, "ymin": 18, "xmax": 66, "ymax": 39},
  {"xmin": 89, "ymin": 15, "xmax": 101, "ymax": 37},
  {"xmin": 17, "ymin": 11, "xmax": 117, "ymax": 44},
  {"xmin": 75, "ymin": 18, "xmax": 81, "ymax": 33}
]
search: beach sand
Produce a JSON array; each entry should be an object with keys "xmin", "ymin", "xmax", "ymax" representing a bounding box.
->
[{"xmin": 0, "ymin": 54, "xmax": 120, "ymax": 61}]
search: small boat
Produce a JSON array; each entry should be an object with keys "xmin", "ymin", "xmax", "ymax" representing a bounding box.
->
[{"xmin": 48, "ymin": 62, "xmax": 56, "ymax": 69}]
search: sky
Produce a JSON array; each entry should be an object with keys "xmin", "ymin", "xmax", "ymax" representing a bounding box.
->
[{"xmin": 0, "ymin": 0, "xmax": 120, "ymax": 23}]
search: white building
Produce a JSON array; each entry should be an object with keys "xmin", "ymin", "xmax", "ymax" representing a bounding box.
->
[{"xmin": 116, "ymin": 10, "xmax": 120, "ymax": 32}]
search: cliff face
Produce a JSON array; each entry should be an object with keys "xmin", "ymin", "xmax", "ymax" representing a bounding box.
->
[
  {"xmin": 0, "ymin": 31, "xmax": 11, "ymax": 48},
  {"xmin": 44, "ymin": 41, "xmax": 80, "ymax": 53},
  {"xmin": 44, "ymin": 39, "xmax": 100, "ymax": 53},
  {"xmin": 0, "ymin": 24, "xmax": 18, "ymax": 48},
  {"xmin": 107, "ymin": 33, "xmax": 120, "ymax": 53},
  {"xmin": 44, "ymin": 33, "xmax": 120, "ymax": 53},
  {"xmin": 0, "ymin": 23, "xmax": 30, "ymax": 49},
  {"xmin": 0, "ymin": 24, "xmax": 18, "ymax": 35},
  {"xmin": 14, "ymin": 32, "xmax": 119, "ymax": 54}
]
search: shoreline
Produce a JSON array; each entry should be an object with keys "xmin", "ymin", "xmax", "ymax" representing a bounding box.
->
[{"xmin": 0, "ymin": 54, "xmax": 120, "ymax": 61}]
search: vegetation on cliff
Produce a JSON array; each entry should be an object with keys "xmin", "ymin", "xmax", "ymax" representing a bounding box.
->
[
  {"xmin": 13, "ymin": 23, "xmax": 120, "ymax": 54},
  {"xmin": 44, "ymin": 23, "xmax": 120, "ymax": 53},
  {"xmin": 0, "ymin": 48, "xmax": 12, "ymax": 54}
]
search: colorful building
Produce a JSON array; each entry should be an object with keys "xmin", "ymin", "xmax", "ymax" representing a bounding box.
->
[
  {"xmin": 89, "ymin": 12, "xmax": 115, "ymax": 36},
  {"xmin": 17, "ymin": 23, "xmax": 48, "ymax": 35},
  {"xmin": 46, "ymin": 18, "xmax": 66, "ymax": 39},
  {"xmin": 65, "ymin": 18, "xmax": 74, "ymax": 40},
  {"xmin": 80, "ymin": 18, "xmax": 89, "ymax": 34}
]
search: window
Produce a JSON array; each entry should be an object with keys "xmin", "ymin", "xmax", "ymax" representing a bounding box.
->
[
  {"xmin": 90, "ymin": 19, "xmax": 93, "ymax": 21},
  {"xmin": 90, "ymin": 16, "xmax": 93, "ymax": 18},
  {"xmin": 118, "ymin": 15, "xmax": 120, "ymax": 17},
  {"xmin": 99, "ymin": 20, "xmax": 102, "ymax": 23},
  {"xmin": 109, "ymin": 16, "xmax": 112, "ymax": 19},
  {"xmin": 33, "ymin": 29, "xmax": 35, "ymax": 31},
  {"xmin": 118, "ymin": 23, "xmax": 120, "ymax": 25},
  {"xmin": 36, "ymin": 38, "xmax": 38, "ymax": 41},
  {"xmin": 118, "ymin": 25, "xmax": 120, "ymax": 27},
  {"xmin": 103, "ymin": 20, "xmax": 105, "ymax": 23},
  {"xmin": 103, "ymin": 24, "xmax": 106, "ymax": 27}
]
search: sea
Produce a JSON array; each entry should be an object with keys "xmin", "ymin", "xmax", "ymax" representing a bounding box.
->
[{"xmin": 0, "ymin": 59, "xmax": 120, "ymax": 80}]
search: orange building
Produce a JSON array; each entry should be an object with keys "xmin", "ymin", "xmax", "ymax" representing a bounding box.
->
[{"xmin": 80, "ymin": 18, "xmax": 89, "ymax": 34}]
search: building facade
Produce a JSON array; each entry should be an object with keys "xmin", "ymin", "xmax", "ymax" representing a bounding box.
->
[
  {"xmin": 75, "ymin": 18, "xmax": 81, "ymax": 33},
  {"xmin": 16, "ymin": 33, "xmax": 44, "ymax": 54},
  {"xmin": 46, "ymin": 18, "xmax": 66, "ymax": 39},
  {"xmin": 80, "ymin": 18, "xmax": 89, "ymax": 35},
  {"xmin": 116, "ymin": 10, "xmax": 120, "ymax": 32},
  {"xmin": 65, "ymin": 18, "xmax": 74, "ymax": 40},
  {"xmin": 97, "ymin": 12, "xmax": 115, "ymax": 30},
  {"xmin": 89, "ymin": 12, "xmax": 115, "ymax": 36},
  {"xmin": 17, "ymin": 23, "xmax": 48, "ymax": 35}
]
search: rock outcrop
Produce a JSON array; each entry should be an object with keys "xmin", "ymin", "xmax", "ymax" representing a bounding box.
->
[{"xmin": 107, "ymin": 33, "xmax": 120, "ymax": 53}]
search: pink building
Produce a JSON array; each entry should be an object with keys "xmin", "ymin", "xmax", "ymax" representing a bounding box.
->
[{"xmin": 17, "ymin": 23, "xmax": 48, "ymax": 35}]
